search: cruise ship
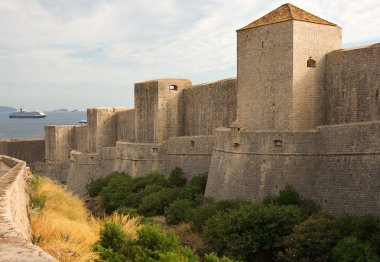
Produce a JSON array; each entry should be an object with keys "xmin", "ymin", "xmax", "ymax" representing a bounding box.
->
[{"xmin": 9, "ymin": 109, "xmax": 47, "ymax": 118}]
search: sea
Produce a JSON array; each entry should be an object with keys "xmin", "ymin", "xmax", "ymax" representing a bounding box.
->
[{"xmin": 0, "ymin": 111, "xmax": 87, "ymax": 139}]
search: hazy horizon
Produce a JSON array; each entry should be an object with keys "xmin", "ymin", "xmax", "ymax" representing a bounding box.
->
[{"xmin": 1, "ymin": 0, "xmax": 379, "ymax": 111}]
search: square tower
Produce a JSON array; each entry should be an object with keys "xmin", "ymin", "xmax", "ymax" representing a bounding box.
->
[
  {"xmin": 236, "ymin": 3, "xmax": 342, "ymax": 131},
  {"xmin": 134, "ymin": 79, "xmax": 192, "ymax": 143}
]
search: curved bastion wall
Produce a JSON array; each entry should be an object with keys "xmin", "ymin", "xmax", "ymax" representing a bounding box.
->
[
  {"xmin": 205, "ymin": 121, "xmax": 380, "ymax": 216},
  {"xmin": 0, "ymin": 155, "xmax": 55, "ymax": 261}
]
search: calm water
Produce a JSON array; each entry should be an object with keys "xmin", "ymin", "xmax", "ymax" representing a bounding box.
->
[{"xmin": 0, "ymin": 111, "xmax": 86, "ymax": 139}]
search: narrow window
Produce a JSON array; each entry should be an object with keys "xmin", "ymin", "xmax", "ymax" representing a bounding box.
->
[
  {"xmin": 190, "ymin": 140, "xmax": 195, "ymax": 147},
  {"xmin": 274, "ymin": 140, "xmax": 282, "ymax": 148},
  {"xmin": 262, "ymin": 41, "xmax": 264, "ymax": 48},
  {"xmin": 376, "ymin": 89, "xmax": 379, "ymax": 104},
  {"xmin": 169, "ymin": 85, "xmax": 178, "ymax": 91},
  {"xmin": 307, "ymin": 57, "xmax": 316, "ymax": 68}
]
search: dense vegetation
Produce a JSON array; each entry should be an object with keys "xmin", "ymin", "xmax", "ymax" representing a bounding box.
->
[{"xmin": 87, "ymin": 169, "xmax": 380, "ymax": 261}]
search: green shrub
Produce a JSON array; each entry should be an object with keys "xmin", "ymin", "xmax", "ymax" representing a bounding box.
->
[
  {"xmin": 189, "ymin": 173, "xmax": 208, "ymax": 194},
  {"xmin": 203, "ymin": 204, "xmax": 303, "ymax": 261},
  {"xmin": 86, "ymin": 177, "xmax": 110, "ymax": 197},
  {"xmin": 331, "ymin": 236, "xmax": 379, "ymax": 262},
  {"xmin": 278, "ymin": 214, "xmax": 339, "ymax": 261},
  {"xmin": 335, "ymin": 214, "xmax": 380, "ymax": 255},
  {"xmin": 99, "ymin": 174, "xmax": 134, "ymax": 214},
  {"xmin": 168, "ymin": 167, "xmax": 187, "ymax": 188},
  {"xmin": 204, "ymin": 252, "xmax": 239, "ymax": 262},
  {"xmin": 263, "ymin": 185, "xmax": 321, "ymax": 217},
  {"xmin": 30, "ymin": 194, "xmax": 47, "ymax": 211},
  {"xmin": 27, "ymin": 176, "xmax": 43, "ymax": 192},
  {"xmin": 165, "ymin": 199, "xmax": 194, "ymax": 225},
  {"xmin": 138, "ymin": 188, "xmax": 185, "ymax": 216},
  {"xmin": 190, "ymin": 199, "xmax": 250, "ymax": 233}
]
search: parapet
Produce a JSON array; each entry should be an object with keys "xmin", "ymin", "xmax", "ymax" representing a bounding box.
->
[{"xmin": 0, "ymin": 155, "xmax": 56, "ymax": 261}]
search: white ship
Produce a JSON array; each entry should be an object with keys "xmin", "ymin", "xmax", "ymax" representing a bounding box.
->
[{"xmin": 9, "ymin": 108, "xmax": 47, "ymax": 118}]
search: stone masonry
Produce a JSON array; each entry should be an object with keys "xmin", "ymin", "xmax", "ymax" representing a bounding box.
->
[{"xmin": 7, "ymin": 3, "xmax": 380, "ymax": 216}]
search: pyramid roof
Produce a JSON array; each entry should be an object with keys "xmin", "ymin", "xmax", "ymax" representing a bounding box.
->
[{"xmin": 238, "ymin": 3, "xmax": 336, "ymax": 31}]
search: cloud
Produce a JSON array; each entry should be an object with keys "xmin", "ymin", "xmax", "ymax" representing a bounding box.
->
[{"xmin": 0, "ymin": 0, "xmax": 379, "ymax": 109}]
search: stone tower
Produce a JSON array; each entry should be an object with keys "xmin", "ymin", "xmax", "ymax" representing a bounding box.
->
[
  {"xmin": 134, "ymin": 79, "xmax": 192, "ymax": 143},
  {"xmin": 235, "ymin": 3, "xmax": 342, "ymax": 131}
]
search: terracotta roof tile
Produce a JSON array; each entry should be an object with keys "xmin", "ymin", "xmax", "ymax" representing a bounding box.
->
[{"xmin": 238, "ymin": 3, "xmax": 336, "ymax": 31}]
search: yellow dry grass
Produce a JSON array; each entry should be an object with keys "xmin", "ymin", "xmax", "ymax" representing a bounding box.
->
[
  {"xmin": 29, "ymin": 176, "xmax": 141, "ymax": 262},
  {"xmin": 30, "ymin": 177, "xmax": 99, "ymax": 262},
  {"xmin": 103, "ymin": 212, "xmax": 141, "ymax": 240}
]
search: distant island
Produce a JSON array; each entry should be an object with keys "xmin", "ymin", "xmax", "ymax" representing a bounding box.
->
[
  {"xmin": 53, "ymin": 108, "xmax": 70, "ymax": 112},
  {"xmin": 0, "ymin": 106, "xmax": 17, "ymax": 112}
]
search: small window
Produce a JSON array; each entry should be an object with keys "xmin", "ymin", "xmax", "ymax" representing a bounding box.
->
[
  {"xmin": 169, "ymin": 85, "xmax": 178, "ymax": 91},
  {"xmin": 262, "ymin": 41, "xmax": 264, "ymax": 48},
  {"xmin": 190, "ymin": 140, "xmax": 195, "ymax": 147},
  {"xmin": 233, "ymin": 142, "xmax": 240, "ymax": 147},
  {"xmin": 307, "ymin": 57, "xmax": 316, "ymax": 68},
  {"xmin": 274, "ymin": 140, "xmax": 282, "ymax": 148},
  {"xmin": 152, "ymin": 147, "xmax": 158, "ymax": 154}
]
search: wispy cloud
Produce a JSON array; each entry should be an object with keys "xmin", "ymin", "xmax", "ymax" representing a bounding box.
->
[{"xmin": 0, "ymin": 0, "xmax": 379, "ymax": 110}]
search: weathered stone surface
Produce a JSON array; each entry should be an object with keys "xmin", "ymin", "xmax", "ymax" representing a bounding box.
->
[{"xmin": 0, "ymin": 155, "xmax": 56, "ymax": 261}]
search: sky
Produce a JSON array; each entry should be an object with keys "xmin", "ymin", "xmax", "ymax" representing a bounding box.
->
[{"xmin": 0, "ymin": 0, "xmax": 379, "ymax": 111}]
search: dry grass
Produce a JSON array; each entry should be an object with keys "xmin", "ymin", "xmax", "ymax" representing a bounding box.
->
[
  {"xmin": 29, "ymin": 177, "xmax": 100, "ymax": 262},
  {"xmin": 103, "ymin": 212, "xmax": 140, "ymax": 240},
  {"xmin": 29, "ymin": 176, "xmax": 141, "ymax": 261}
]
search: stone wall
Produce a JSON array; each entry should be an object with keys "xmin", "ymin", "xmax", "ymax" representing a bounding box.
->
[
  {"xmin": 0, "ymin": 155, "xmax": 55, "ymax": 261},
  {"xmin": 316, "ymin": 121, "xmax": 380, "ymax": 216},
  {"xmin": 87, "ymin": 108, "xmax": 127, "ymax": 152},
  {"xmin": 134, "ymin": 79, "xmax": 192, "ymax": 143},
  {"xmin": 45, "ymin": 125, "xmax": 75, "ymax": 162},
  {"xmin": 182, "ymin": 78, "xmax": 237, "ymax": 136},
  {"xmin": 163, "ymin": 136, "xmax": 215, "ymax": 181},
  {"xmin": 205, "ymin": 128, "xmax": 319, "ymax": 201},
  {"xmin": 236, "ymin": 21, "xmax": 294, "ymax": 131},
  {"xmin": 66, "ymin": 151, "xmax": 101, "ymax": 195},
  {"xmin": 0, "ymin": 139, "xmax": 45, "ymax": 164},
  {"xmin": 292, "ymin": 21, "xmax": 342, "ymax": 129},
  {"xmin": 114, "ymin": 141, "xmax": 165, "ymax": 178},
  {"xmin": 117, "ymin": 109, "xmax": 135, "ymax": 142},
  {"xmin": 326, "ymin": 44, "xmax": 380, "ymax": 124}
]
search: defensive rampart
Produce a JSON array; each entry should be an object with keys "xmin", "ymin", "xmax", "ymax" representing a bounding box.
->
[
  {"xmin": 326, "ymin": 44, "xmax": 380, "ymax": 124},
  {"xmin": 0, "ymin": 155, "xmax": 55, "ymax": 261},
  {"xmin": 0, "ymin": 139, "xmax": 45, "ymax": 165}
]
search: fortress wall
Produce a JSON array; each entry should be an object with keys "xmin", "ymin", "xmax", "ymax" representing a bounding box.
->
[
  {"xmin": 182, "ymin": 78, "xmax": 237, "ymax": 136},
  {"xmin": 326, "ymin": 44, "xmax": 380, "ymax": 124},
  {"xmin": 316, "ymin": 121, "xmax": 380, "ymax": 216},
  {"xmin": 87, "ymin": 108, "xmax": 127, "ymax": 152},
  {"xmin": 114, "ymin": 141, "xmax": 165, "ymax": 177},
  {"xmin": 117, "ymin": 109, "xmax": 135, "ymax": 142},
  {"xmin": 205, "ymin": 128, "xmax": 319, "ymax": 201},
  {"xmin": 0, "ymin": 139, "xmax": 45, "ymax": 164},
  {"xmin": 66, "ymin": 151, "xmax": 101, "ymax": 195},
  {"xmin": 135, "ymin": 81, "xmax": 158, "ymax": 143},
  {"xmin": 0, "ymin": 155, "xmax": 55, "ymax": 261},
  {"xmin": 45, "ymin": 125, "xmax": 75, "ymax": 162},
  {"xmin": 157, "ymin": 79, "xmax": 192, "ymax": 142},
  {"xmin": 292, "ymin": 21, "xmax": 341, "ymax": 129},
  {"xmin": 236, "ymin": 21, "xmax": 294, "ymax": 131},
  {"xmin": 74, "ymin": 125, "xmax": 88, "ymax": 152},
  {"xmin": 100, "ymin": 147, "xmax": 117, "ymax": 176},
  {"xmin": 135, "ymin": 79, "xmax": 192, "ymax": 143},
  {"xmin": 163, "ymin": 136, "xmax": 215, "ymax": 181}
]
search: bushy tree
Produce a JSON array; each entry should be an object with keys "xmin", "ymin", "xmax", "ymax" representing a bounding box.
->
[
  {"xmin": 331, "ymin": 236, "xmax": 379, "ymax": 262},
  {"xmin": 165, "ymin": 199, "xmax": 194, "ymax": 225},
  {"xmin": 168, "ymin": 167, "xmax": 187, "ymax": 188},
  {"xmin": 277, "ymin": 214, "xmax": 339, "ymax": 261},
  {"xmin": 203, "ymin": 204, "xmax": 303, "ymax": 261}
]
